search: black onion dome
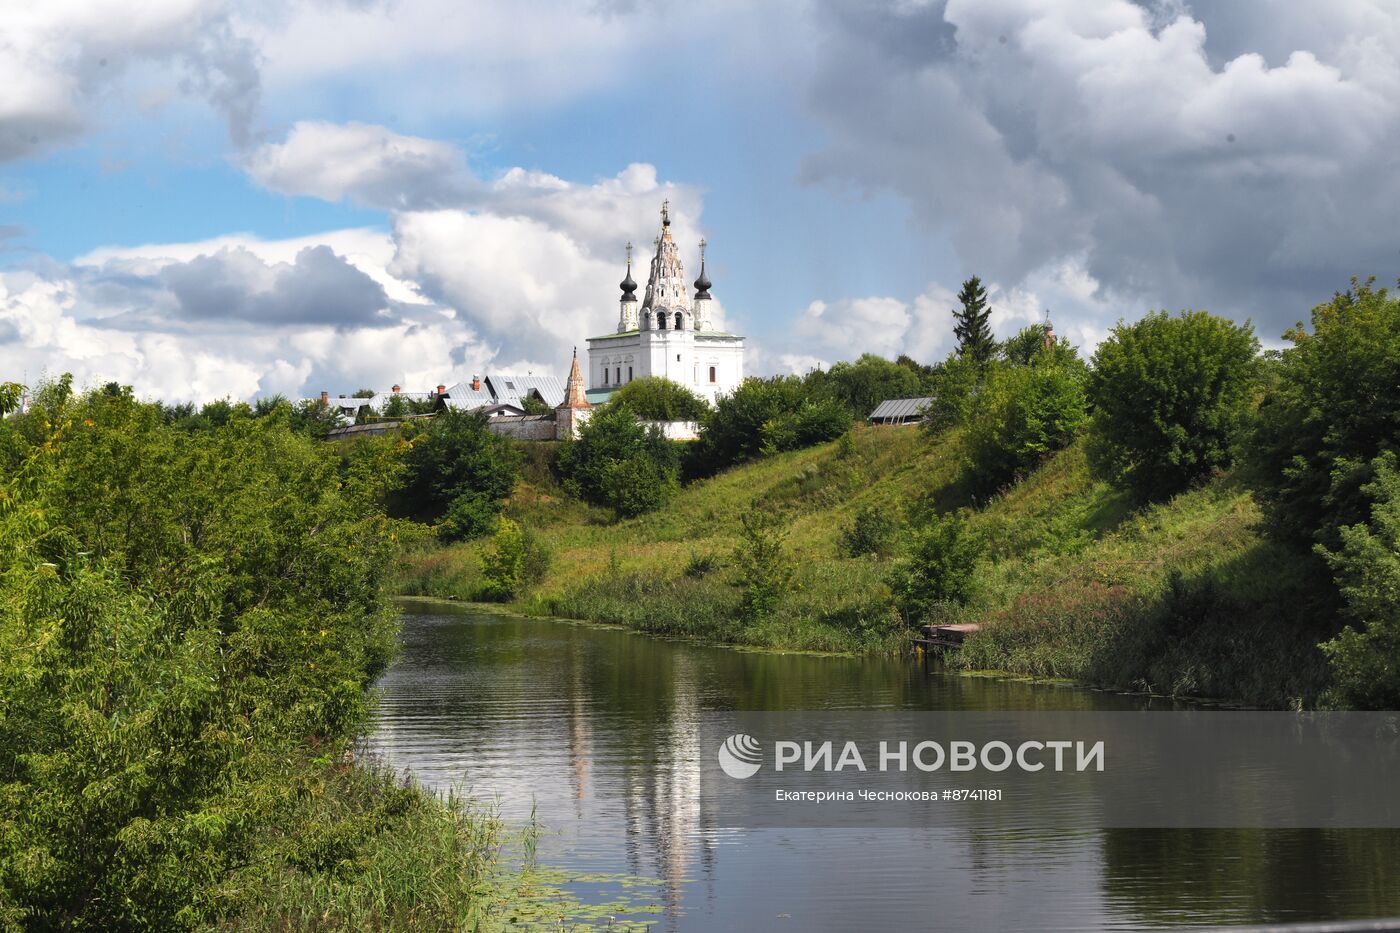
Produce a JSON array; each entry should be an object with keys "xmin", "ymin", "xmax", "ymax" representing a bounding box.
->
[
  {"xmin": 620, "ymin": 264, "xmax": 637, "ymax": 300},
  {"xmin": 693, "ymin": 261, "xmax": 712, "ymax": 300}
]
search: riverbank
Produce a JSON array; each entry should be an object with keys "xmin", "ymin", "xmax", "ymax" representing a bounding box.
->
[{"xmin": 393, "ymin": 424, "xmax": 1336, "ymax": 707}]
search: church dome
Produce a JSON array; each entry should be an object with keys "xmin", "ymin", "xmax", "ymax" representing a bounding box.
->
[
  {"xmin": 693, "ymin": 239, "xmax": 712, "ymax": 300},
  {"xmin": 693, "ymin": 266, "xmax": 712, "ymax": 300},
  {"xmin": 620, "ymin": 266, "xmax": 637, "ymax": 300}
]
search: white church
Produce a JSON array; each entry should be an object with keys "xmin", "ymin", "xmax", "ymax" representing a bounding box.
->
[{"xmin": 586, "ymin": 201, "xmax": 745, "ymax": 405}]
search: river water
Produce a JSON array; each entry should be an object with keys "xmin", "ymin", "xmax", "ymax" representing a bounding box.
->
[{"xmin": 367, "ymin": 601, "xmax": 1400, "ymax": 931}]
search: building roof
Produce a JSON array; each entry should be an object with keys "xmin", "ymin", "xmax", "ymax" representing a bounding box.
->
[
  {"xmin": 491, "ymin": 375, "xmax": 565, "ymax": 408},
  {"xmin": 869, "ymin": 397, "xmax": 933, "ymax": 421},
  {"xmin": 585, "ymin": 388, "xmax": 617, "ymax": 406},
  {"xmin": 440, "ymin": 380, "xmax": 495, "ymax": 409},
  {"xmin": 559, "ymin": 351, "xmax": 591, "ymax": 410},
  {"xmin": 437, "ymin": 374, "xmax": 566, "ymax": 411},
  {"xmin": 322, "ymin": 396, "xmax": 374, "ymax": 413},
  {"xmin": 477, "ymin": 403, "xmax": 527, "ymax": 417}
]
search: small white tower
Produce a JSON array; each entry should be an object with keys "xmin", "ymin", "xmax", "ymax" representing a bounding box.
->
[
  {"xmin": 618, "ymin": 242, "xmax": 639, "ymax": 332},
  {"xmin": 692, "ymin": 238, "xmax": 714, "ymax": 332}
]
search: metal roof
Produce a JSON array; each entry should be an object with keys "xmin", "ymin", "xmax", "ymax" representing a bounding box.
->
[
  {"xmin": 869, "ymin": 397, "xmax": 933, "ymax": 421},
  {"xmin": 323, "ymin": 396, "xmax": 374, "ymax": 413},
  {"xmin": 585, "ymin": 388, "xmax": 616, "ymax": 406},
  {"xmin": 440, "ymin": 381, "xmax": 495, "ymax": 409},
  {"xmin": 438, "ymin": 374, "xmax": 567, "ymax": 411},
  {"xmin": 487, "ymin": 375, "xmax": 566, "ymax": 408}
]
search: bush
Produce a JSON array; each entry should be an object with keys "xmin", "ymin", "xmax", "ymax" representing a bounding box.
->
[
  {"xmin": 439, "ymin": 490, "xmax": 503, "ymax": 541},
  {"xmin": 556, "ymin": 404, "xmax": 680, "ymax": 517},
  {"xmin": 393, "ymin": 408, "xmax": 519, "ymax": 539},
  {"xmin": 0, "ymin": 381, "xmax": 20, "ymax": 416},
  {"xmin": 760, "ymin": 398, "xmax": 854, "ymax": 455},
  {"xmin": 840, "ymin": 504, "xmax": 900, "ymax": 558},
  {"xmin": 1088, "ymin": 310, "xmax": 1259, "ymax": 501},
  {"xmin": 683, "ymin": 548, "xmax": 721, "ymax": 578},
  {"xmin": 603, "ymin": 452, "xmax": 680, "ymax": 518},
  {"xmin": 890, "ymin": 512, "xmax": 983, "ymax": 624},
  {"xmin": 0, "ymin": 382, "xmax": 406, "ymax": 927},
  {"xmin": 920, "ymin": 354, "xmax": 983, "ymax": 432},
  {"xmin": 785, "ymin": 398, "xmax": 854, "ymax": 448},
  {"xmin": 1317, "ymin": 453, "xmax": 1400, "ymax": 709},
  {"xmin": 964, "ymin": 355, "xmax": 1088, "ymax": 497},
  {"xmin": 480, "ymin": 516, "xmax": 526, "ymax": 600},
  {"xmin": 689, "ymin": 376, "xmax": 832, "ymax": 476},
  {"xmin": 608, "ymin": 376, "xmax": 708, "ymax": 421},
  {"xmin": 689, "ymin": 377, "xmax": 799, "ymax": 474},
  {"xmin": 731, "ymin": 509, "xmax": 795, "ymax": 619},
  {"xmin": 1250, "ymin": 278, "xmax": 1400, "ymax": 552},
  {"xmin": 804, "ymin": 354, "xmax": 922, "ymax": 419}
]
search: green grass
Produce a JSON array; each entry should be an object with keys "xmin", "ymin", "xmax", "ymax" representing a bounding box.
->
[
  {"xmin": 394, "ymin": 425, "xmax": 1337, "ymax": 706},
  {"xmin": 221, "ymin": 760, "xmax": 662, "ymax": 931}
]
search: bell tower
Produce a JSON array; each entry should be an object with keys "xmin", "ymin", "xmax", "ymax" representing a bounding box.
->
[{"xmin": 640, "ymin": 200, "xmax": 691, "ymax": 332}]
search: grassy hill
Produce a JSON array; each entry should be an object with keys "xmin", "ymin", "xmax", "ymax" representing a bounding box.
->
[{"xmin": 394, "ymin": 424, "xmax": 1336, "ymax": 707}]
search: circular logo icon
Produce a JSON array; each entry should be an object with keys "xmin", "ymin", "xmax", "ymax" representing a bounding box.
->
[{"xmin": 717, "ymin": 733, "xmax": 763, "ymax": 779}]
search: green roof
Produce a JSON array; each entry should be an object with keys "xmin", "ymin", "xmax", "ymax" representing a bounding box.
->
[{"xmin": 585, "ymin": 388, "xmax": 617, "ymax": 405}]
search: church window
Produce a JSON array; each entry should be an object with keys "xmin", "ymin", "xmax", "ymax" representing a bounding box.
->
[
  {"xmin": 675, "ymin": 312, "xmax": 683, "ymax": 330},
  {"xmin": 658, "ymin": 314, "xmax": 666, "ymax": 330},
  {"xmin": 709, "ymin": 366, "xmax": 717, "ymax": 383},
  {"xmin": 615, "ymin": 367, "xmax": 621, "ymax": 384},
  {"xmin": 628, "ymin": 366, "xmax": 633, "ymax": 382},
  {"xmin": 603, "ymin": 368, "xmax": 609, "ymax": 385}
]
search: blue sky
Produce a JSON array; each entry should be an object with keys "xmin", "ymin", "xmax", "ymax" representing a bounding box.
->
[{"xmin": 3, "ymin": 0, "xmax": 1399, "ymax": 401}]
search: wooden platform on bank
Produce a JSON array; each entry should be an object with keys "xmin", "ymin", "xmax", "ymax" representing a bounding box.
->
[{"xmin": 915, "ymin": 623, "xmax": 982, "ymax": 650}]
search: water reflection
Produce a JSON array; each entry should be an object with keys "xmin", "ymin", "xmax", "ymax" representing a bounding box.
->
[{"xmin": 367, "ymin": 602, "xmax": 1400, "ymax": 931}]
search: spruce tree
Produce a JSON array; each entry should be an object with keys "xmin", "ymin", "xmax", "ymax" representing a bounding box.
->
[{"xmin": 953, "ymin": 276, "xmax": 995, "ymax": 365}]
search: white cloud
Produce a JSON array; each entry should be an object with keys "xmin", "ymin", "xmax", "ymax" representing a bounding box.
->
[
  {"xmin": 244, "ymin": 120, "xmax": 472, "ymax": 208},
  {"xmin": 239, "ymin": 124, "xmax": 719, "ymax": 367},
  {"xmin": 802, "ymin": 0, "xmax": 1400, "ymax": 337},
  {"xmin": 3, "ymin": 149, "xmax": 726, "ymax": 400},
  {"xmin": 0, "ymin": 0, "xmax": 259, "ymax": 161},
  {"xmin": 241, "ymin": 0, "xmax": 743, "ymax": 121},
  {"xmin": 777, "ymin": 255, "xmax": 1119, "ymax": 372},
  {"xmin": 2, "ymin": 227, "xmax": 501, "ymax": 403}
]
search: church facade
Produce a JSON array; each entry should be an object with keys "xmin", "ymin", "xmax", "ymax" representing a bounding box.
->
[{"xmin": 586, "ymin": 202, "xmax": 744, "ymax": 406}]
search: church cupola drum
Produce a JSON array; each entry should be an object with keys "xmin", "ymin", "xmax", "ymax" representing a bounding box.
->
[{"xmin": 586, "ymin": 201, "xmax": 745, "ymax": 406}]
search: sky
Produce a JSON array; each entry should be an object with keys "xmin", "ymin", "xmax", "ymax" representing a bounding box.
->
[{"xmin": 3, "ymin": 0, "xmax": 1400, "ymax": 402}]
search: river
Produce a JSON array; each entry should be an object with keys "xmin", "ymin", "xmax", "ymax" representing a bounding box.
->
[{"xmin": 367, "ymin": 601, "xmax": 1400, "ymax": 931}]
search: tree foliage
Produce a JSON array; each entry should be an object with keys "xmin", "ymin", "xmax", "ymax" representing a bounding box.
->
[
  {"xmin": 964, "ymin": 351, "xmax": 1089, "ymax": 496},
  {"xmin": 607, "ymin": 376, "xmax": 708, "ymax": 422},
  {"xmin": 1250, "ymin": 278, "xmax": 1400, "ymax": 551},
  {"xmin": 1088, "ymin": 310, "xmax": 1259, "ymax": 501},
  {"xmin": 1317, "ymin": 453, "xmax": 1400, "ymax": 709},
  {"xmin": 480, "ymin": 516, "xmax": 526, "ymax": 600},
  {"xmin": 840, "ymin": 504, "xmax": 900, "ymax": 558},
  {"xmin": 890, "ymin": 512, "xmax": 983, "ymax": 624},
  {"xmin": 393, "ymin": 409, "xmax": 519, "ymax": 540},
  {"xmin": 731, "ymin": 509, "xmax": 795, "ymax": 619},
  {"xmin": 806, "ymin": 354, "xmax": 922, "ymax": 419},
  {"xmin": 556, "ymin": 404, "xmax": 680, "ymax": 517},
  {"xmin": 0, "ymin": 381, "xmax": 21, "ymax": 416},
  {"xmin": 953, "ymin": 276, "xmax": 996, "ymax": 366},
  {"xmin": 688, "ymin": 377, "xmax": 851, "ymax": 477},
  {"xmin": 920, "ymin": 354, "xmax": 983, "ymax": 432},
  {"xmin": 0, "ymin": 380, "xmax": 408, "ymax": 927}
]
